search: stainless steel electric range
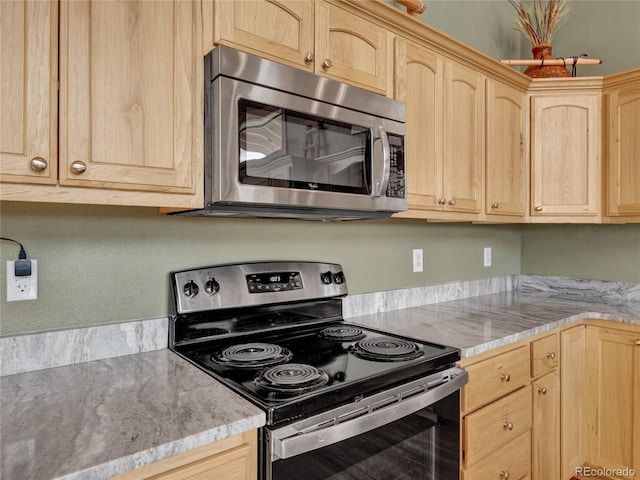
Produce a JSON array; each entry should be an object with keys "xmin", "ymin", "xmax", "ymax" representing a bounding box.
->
[{"xmin": 169, "ymin": 261, "xmax": 467, "ymax": 480}]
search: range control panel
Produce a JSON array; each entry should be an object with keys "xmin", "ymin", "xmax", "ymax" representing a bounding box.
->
[
  {"xmin": 246, "ymin": 271, "xmax": 303, "ymax": 293},
  {"xmin": 171, "ymin": 261, "xmax": 347, "ymax": 314}
]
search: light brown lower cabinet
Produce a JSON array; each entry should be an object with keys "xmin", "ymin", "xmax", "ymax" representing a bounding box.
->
[
  {"xmin": 461, "ymin": 345, "xmax": 533, "ymax": 480},
  {"xmin": 462, "ymin": 321, "xmax": 639, "ymax": 480},
  {"xmin": 585, "ymin": 324, "xmax": 640, "ymax": 475},
  {"xmin": 109, "ymin": 430, "xmax": 257, "ymax": 480},
  {"xmin": 462, "ymin": 431, "xmax": 531, "ymax": 480},
  {"xmin": 532, "ymin": 370, "xmax": 560, "ymax": 480}
]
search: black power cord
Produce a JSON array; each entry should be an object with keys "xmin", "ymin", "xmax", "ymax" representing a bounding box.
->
[{"xmin": 0, "ymin": 237, "xmax": 32, "ymax": 276}]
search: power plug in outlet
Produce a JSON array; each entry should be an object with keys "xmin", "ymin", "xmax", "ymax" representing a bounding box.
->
[
  {"xmin": 6, "ymin": 260, "xmax": 38, "ymax": 301},
  {"xmin": 412, "ymin": 249, "xmax": 423, "ymax": 273}
]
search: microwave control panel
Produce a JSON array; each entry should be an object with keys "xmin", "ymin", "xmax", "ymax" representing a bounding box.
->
[{"xmin": 387, "ymin": 133, "xmax": 406, "ymax": 198}]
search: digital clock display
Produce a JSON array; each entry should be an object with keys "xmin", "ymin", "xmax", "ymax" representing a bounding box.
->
[{"xmin": 246, "ymin": 272, "xmax": 303, "ymax": 293}]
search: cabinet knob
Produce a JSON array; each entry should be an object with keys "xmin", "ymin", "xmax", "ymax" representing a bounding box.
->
[
  {"xmin": 304, "ymin": 52, "xmax": 314, "ymax": 63},
  {"xmin": 500, "ymin": 471, "xmax": 511, "ymax": 480},
  {"xmin": 448, "ymin": 198, "xmax": 456, "ymax": 206},
  {"xmin": 438, "ymin": 198, "xmax": 447, "ymax": 205},
  {"xmin": 501, "ymin": 373, "xmax": 511, "ymax": 382},
  {"xmin": 503, "ymin": 421, "xmax": 514, "ymax": 431},
  {"xmin": 547, "ymin": 352, "xmax": 556, "ymax": 360},
  {"xmin": 538, "ymin": 387, "xmax": 548, "ymax": 395},
  {"xmin": 634, "ymin": 339, "xmax": 640, "ymax": 346},
  {"xmin": 70, "ymin": 160, "xmax": 87, "ymax": 174},
  {"xmin": 322, "ymin": 59, "xmax": 332, "ymax": 69},
  {"xmin": 491, "ymin": 202, "xmax": 499, "ymax": 209},
  {"xmin": 535, "ymin": 206, "xmax": 543, "ymax": 212},
  {"xmin": 30, "ymin": 157, "xmax": 48, "ymax": 171}
]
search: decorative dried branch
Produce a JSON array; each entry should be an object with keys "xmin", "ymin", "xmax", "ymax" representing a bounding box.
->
[{"xmin": 508, "ymin": 0, "xmax": 570, "ymax": 46}]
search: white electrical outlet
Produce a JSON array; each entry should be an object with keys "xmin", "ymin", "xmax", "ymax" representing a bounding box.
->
[
  {"xmin": 6, "ymin": 260, "xmax": 38, "ymax": 301},
  {"xmin": 412, "ymin": 249, "xmax": 423, "ymax": 273},
  {"xmin": 483, "ymin": 247, "xmax": 492, "ymax": 267}
]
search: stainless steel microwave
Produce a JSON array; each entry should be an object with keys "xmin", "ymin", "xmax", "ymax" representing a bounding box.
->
[{"xmin": 177, "ymin": 46, "xmax": 407, "ymax": 221}]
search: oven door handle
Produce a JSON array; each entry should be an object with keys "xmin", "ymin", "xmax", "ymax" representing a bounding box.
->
[
  {"xmin": 371, "ymin": 125, "xmax": 391, "ymax": 197},
  {"xmin": 271, "ymin": 369, "xmax": 468, "ymax": 461}
]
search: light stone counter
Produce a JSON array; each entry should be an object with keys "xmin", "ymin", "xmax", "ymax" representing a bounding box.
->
[
  {"xmin": 0, "ymin": 349, "xmax": 265, "ymax": 480},
  {"xmin": 1, "ymin": 275, "xmax": 638, "ymax": 480},
  {"xmin": 348, "ymin": 290, "xmax": 640, "ymax": 358}
]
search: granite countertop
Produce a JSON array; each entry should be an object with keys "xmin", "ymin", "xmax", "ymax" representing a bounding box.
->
[
  {"xmin": 348, "ymin": 290, "xmax": 640, "ymax": 357},
  {"xmin": 0, "ymin": 349, "xmax": 265, "ymax": 480}
]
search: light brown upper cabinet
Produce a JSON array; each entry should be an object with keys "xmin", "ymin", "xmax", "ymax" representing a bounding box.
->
[
  {"xmin": 528, "ymin": 82, "xmax": 602, "ymax": 221},
  {"xmin": 211, "ymin": 0, "xmax": 389, "ymax": 95},
  {"xmin": 59, "ymin": 0, "xmax": 200, "ymax": 195},
  {"xmin": 0, "ymin": 0, "xmax": 58, "ymax": 185},
  {"xmin": 212, "ymin": 0, "xmax": 315, "ymax": 72},
  {"xmin": 394, "ymin": 37, "xmax": 483, "ymax": 221},
  {"xmin": 604, "ymin": 68, "xmax": 640, "ymax": 220},
  {"xmin": 485, "ymin": 79, "xmax": 527, "ymax": 219},
  {"xmin": 394, "ymin": 38, "xmax": 443, "ymax": 213},
  {"xmin": 443, "ymin": 61, "xmax": 485, "ymax": 214},
  {"xmin": 2, "ymin": 0, "xmax": 203, "ymax": 209}
]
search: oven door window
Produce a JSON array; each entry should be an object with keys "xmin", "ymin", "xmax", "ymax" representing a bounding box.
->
[
  {"xmin": 267, "ymin": 393, "xmax": 460, "ymax": 480},
  {"xmin": 238, "ymin": 99, "xmax": 371, "ymax": 194}
]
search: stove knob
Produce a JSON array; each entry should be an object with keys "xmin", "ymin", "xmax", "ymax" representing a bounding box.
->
[
  {"xmin": 321, "ymin": 271, "xmax": 333, "ymax": 285},
  {"xmin": 205, "ymin": 278, "xmax": 220, "ymax": 295},
  {"xmin": 183, "ymin": 280, "xmax": 199, "ymax": 298},
  {"xmin": 333, "ymin": 271, "xmax": 345, "ymax": 285}
]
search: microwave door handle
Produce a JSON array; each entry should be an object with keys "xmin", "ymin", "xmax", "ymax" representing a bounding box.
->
[
  {"xmin": 372, "ymin": 125, "xmax": 391, "ymax": 197},
  {"xmin": 271, "ymin": 370, "xmax": 468, "ymax": 461}
]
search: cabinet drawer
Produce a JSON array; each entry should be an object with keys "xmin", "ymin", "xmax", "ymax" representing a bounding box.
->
[
  {"xmin": 463, "ymin": 385, "xmax": 532, "ymax": 466},
  {"xmin": 462, "ymin": 345, "xmax": 530, "ymax": 412},
  {"xmin": 531, "ymin": 333, "xmax": 559, "ymax": 377},
  {"xmin": 462, "ymin": 431, "xmax": 531, "ymax": 480}
]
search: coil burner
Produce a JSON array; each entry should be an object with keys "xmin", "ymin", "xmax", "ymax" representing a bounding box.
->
[
  {"xmin": 318, "ymin": 326, "xmax": 366, "ymax": 342},
  {"xmin": 255, "ymin": 363, "xmax": 330, "ymax": 394},
  {"xmin": 213, "ymin": 343, "xmax": 293, "ymax": 369},
  {"xmin": 348, "ymin": 337, "xmax": 424, "ymax": 362}
]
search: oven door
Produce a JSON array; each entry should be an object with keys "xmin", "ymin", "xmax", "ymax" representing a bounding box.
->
[
  {"xmin": 209, "ymin": 76, "xmax": 406, "ymax": 213},
  {"xmin": 263, "ymin": 366, "xmax": 467, "ymax": 480}
]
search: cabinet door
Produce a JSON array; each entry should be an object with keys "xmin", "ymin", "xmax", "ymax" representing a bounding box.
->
[
  {"xmin": 213, "ymin": 0, "xmax": 314, "ymax": 72},
  {"xmin": 530, "ymin": 94, "xmax": 601, "ymax": 217},
  {"xmin": 394, "ymin": 38, "xmax": 443, "ymax": 211},
  {"xmin": 315, "ymin": 2, "xmax": 388, "ymax": 94},
  {"xmin": 443, "ymin": 61, "xmax": 484, "ymax": 213},
  {"xmin": 485, "ymin": 79, "xmax": 526, "ymax": 217},
  {"xmin": 560, "ymin": 325, "xmax": 586, "ymax": 480},
  {"xmin": 463, "ymin": 386, "xmax": 532, "ymax": 466},
  {"xmin": 59, "ymin": 0, "xmax": 198, "ymax": 194},
  {"xmin": 607, "ymin": 84, "xmax": 640, "ymax": 216},
  {"xmin": 0, "ymin": 0, "xmax": 57, "ymax": 184},
  {"xmin": 585, "ymin": 326, "xmax": 640, "ymax": 472},
  {"xmin": 110, "ymin": 431, "xmax": 257, "ymax": 480},
  {"xmin": 532, "ymin": 370, "xmax": 560, "ymax": 480}
]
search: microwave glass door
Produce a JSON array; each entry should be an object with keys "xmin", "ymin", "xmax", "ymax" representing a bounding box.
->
[{"xmin": 238, "ymin": 99, "xmax": 371, "ymax": 194}]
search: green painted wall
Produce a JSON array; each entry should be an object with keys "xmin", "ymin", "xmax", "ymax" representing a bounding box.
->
[
  {"xmin": 393, "ymin": 0, "xmax": 640, "ymax": 76},
  {"xmin": 392, "ymin": 0, "xmax": 524, "ymax": 61},
  {"xmin": 0, "ymin": 202, "xmax": 521, "ymax": 336},
  {"xmin": 521, "ymin": 224, "xmax": 640, "ymax": 283}
]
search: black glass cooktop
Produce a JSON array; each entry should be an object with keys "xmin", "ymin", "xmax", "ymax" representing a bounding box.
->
[{"xmin": 174, "ymin": 321, "xmax": 460, "ymax": 426}]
